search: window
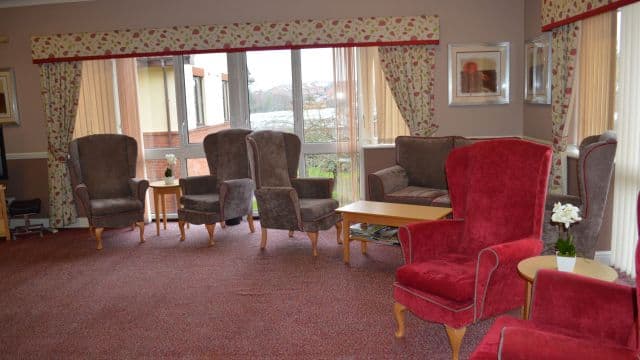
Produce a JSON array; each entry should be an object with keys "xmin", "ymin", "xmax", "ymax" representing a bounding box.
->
[{"xmin": 73, "ymin": 46, "xmax": 404, "ymax": 215}]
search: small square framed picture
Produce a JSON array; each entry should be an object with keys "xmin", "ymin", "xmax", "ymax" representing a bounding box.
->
[
  {"xmin": 524, "ymin": 33, "xmax": 552, "ymax": 104},
  {"xmin": 0, "ymin": 68, "xmax": 20, "ymax": 125},
  {"xmin": 448, "ymin": 42, "xmax": 510, "ymax": 106}
]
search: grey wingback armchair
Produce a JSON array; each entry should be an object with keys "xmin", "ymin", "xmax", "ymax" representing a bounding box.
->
[
  {"xmin": 178, "ymin": 129, "xmax": 255, "ymax": 246},
  {"xmin": 68, "ymin": 134, "xmax": 149, "ymax": 250},
  {"xmin": 246, "ymin": 130, "xmax": 342, "ymax": 257},
  {"xmin": 542, "ymin": 132, "xmax": 617, "ymax": 258}
]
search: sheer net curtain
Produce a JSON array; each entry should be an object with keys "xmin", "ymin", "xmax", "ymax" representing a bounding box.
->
[
  {"xmin": 333, "ymin": 48, "xmax": 359, "ymax": 205},
  {"xmin": 358, "ymin": 47, "xmax": 409, "ymax": 144},
  {"xmin": 612, "ymin": 2, "xmax": 640, "ymax": 277}
]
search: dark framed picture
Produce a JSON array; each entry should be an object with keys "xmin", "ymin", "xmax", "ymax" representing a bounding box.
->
[
  {"xmin": 0, "ymin": 68, "xmax": 20, "ymax": 125},
  {"xmin": 0, "ymin": 127, "xmax": 8, "ymax": 180},
  {"xmin": 525, "ymin": 34, "xmax": 552, "ymax": 104},
  {"xmin": 448, "ymin": 42, "xmax": 510, "ymax": 106}
]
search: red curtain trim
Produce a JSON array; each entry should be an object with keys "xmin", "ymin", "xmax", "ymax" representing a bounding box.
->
[
  {"xmin": 32, "ymin": 39, "xmax": 439, "ymax": 64},
  {"xmin": 542, "ymin": 0, "xmax": 640, "ymax": 31}
]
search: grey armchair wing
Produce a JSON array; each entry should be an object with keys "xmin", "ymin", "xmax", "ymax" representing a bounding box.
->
[
  {"xmin": 542, "ymin": 132, "xmax": 618, "ymax": 258},
  {"xmin": 68, "ymin": 134, "xmax": 149, "ymax": 250},
  {"xmin": 246, "ymin": 130, "xmax": 342, "ymax": 257},
  {"xmin": 177, "ymin": 128, "xmax": 255, "ymax": 246}
]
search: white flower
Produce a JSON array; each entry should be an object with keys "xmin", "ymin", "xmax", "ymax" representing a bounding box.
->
[
  {"xmin": 551, "ymin": 203, "xmax": 582, "ymax": 229},
  {"xmin": 165, "ymin": 153, "xmax": 177, "ymax": 166}
]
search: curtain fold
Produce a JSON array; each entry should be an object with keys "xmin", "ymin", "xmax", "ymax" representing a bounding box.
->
[
  {"xmin": 378, "ymin": 45, "xmax": 437, "ymax": 137},
  {"xmin": 612, "ymin": 2, "xmax": 640, "ymax": 277},
  {"xmin": 550, "ymin": 23, "xmax": 581, "ymax": 194},
  {"xmin": 40, "ymin": 61, "xmax": 83, "ymax": 228},
  {"xmin": 333, "ymin": 48, "xmax": 359, "ymax": 205},
  {"xmin": 577, "ymin": 12, "xmax": 616, "ymax": 142}
]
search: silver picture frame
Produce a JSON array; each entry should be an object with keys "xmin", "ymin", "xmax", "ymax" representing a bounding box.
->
[
  {"xmin": 524, "ymin": 33, "xmax": 552, "ymax": 104},
  {"xmin": 0, "ymin": 68, "xmax": 20, "ymax": 125},
  {"xmin": 448, "ymin": 42, "xmax": 510, "ymax": 106}
]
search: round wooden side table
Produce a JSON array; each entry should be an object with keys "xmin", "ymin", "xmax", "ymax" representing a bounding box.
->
[
  {"xmin": 149, "ymin": 180, "xmax": 182, "ymax": 236},
  {"xmin": 517, "ymin": 255, "xmax": 618, "ymax": 319}
]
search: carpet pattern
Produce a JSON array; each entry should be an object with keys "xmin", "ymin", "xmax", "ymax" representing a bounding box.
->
[{"xmin": 0, "ymin": 221, "xmax": 508, "ymax": 359}]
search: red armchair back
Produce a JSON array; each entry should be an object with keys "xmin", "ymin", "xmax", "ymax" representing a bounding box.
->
[{"xmin": 447, "ymin": 139, "xmax": 551, "ymax": 254}]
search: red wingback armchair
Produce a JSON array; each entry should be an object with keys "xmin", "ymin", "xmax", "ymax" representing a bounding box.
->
[
  {"xmin": 392, "ymin": 139, "xmax": 552, "ymax": 360},
  {"xmin": 470, "ymin": 194, "xmax": 640, "ymax": 360}
]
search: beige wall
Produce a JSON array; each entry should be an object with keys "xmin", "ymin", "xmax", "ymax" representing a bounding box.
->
[{"xmin": 523, "ymin": 0, "xmax": 552, "ymax": 141}]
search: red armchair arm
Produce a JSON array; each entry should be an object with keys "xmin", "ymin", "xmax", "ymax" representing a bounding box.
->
[
  {"xmin": 498, "ymin": 326, "xmax": 637, "ymax": 360},
  {"xmin": 530, "ymin": 269, "xmax": 636, "ymax": 346},
  {"xmin": 474, "ymin": 237, "xmax": 542, "ymax": 320},
  {"xmin": 398, "ymin": 219, "xmax": 465, "ymax": 264}
]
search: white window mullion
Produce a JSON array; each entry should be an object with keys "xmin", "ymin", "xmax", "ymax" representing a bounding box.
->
[
  {"xmin": 291, "ymin": 49, "xmax": 305, "ymax": 175},
  {"xmin": 228, "ymin": 52, "xmax": 250, "ymax": 130}
]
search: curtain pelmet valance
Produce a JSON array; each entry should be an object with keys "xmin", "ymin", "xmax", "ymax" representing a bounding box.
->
[
  {"xmin": 542, "ymin": 0, "xmax": 638, "ymax": 31},
  {"xmin": 31, "ymin": 15, "xmax": 439, "ymax": 64}
]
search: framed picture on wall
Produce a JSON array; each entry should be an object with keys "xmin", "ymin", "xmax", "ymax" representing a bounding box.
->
[
  {"xmin": 448, "ymin": 42, "xmax": 510, "ymax": 106},
  {"xmin": 0, "ymin": 68, "xmax": 20, "ymax": 125},
  {"xmin": 524, "ymin": 33, "xmax": 552, "ymax": 104}
]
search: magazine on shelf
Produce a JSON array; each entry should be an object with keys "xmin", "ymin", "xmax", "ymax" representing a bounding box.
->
[{"xmin": 349, "ymin": 223, "xmax": 400, "ymax": 246}]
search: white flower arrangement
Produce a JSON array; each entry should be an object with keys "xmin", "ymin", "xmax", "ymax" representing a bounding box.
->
[
  {"xmin": 551, "ymin": 202, "xmax": 582, "ymax": 257},
  {"xmin": 164, "ymin": 154, "xmax": 177, "ymax": 178}
]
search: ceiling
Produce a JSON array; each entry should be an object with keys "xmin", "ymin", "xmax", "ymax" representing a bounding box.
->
[{"xmin": 0, "ymin": 0, "xmax": 93, "ymax": 8}]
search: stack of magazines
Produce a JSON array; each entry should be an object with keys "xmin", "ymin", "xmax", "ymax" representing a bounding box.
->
[{"xmin": 349, "ymin": 223, "xmax": 400, "ymax": 246}]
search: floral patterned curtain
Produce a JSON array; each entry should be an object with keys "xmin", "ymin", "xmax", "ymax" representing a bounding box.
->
[
  {"xmin": 378, "ymin": 45, "xmax": 437, "ymax": 136},
  {"xmin": 550, "ymin": 23, "xmax": 581, "ymax": 194},
  {"xmin": 40, "ymin": 61, "xmax": 83, "ymax": 228}
]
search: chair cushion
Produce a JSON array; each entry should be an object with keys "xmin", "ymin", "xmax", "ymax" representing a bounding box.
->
[
  {"xmin": 385, "ymin": 186, "xmax": 448, "ymax": 206},
  {"xmin": 299, "ymin": 198, "xmax": 339, "ymax": 221},
  {"xmin": 90, "ymin": 197, "xmax": 143, "ymax": 216},
  {"xmin": 395, "ymin": 254, "xmax": 476, "ymax": 302},
  {"xmin": 180, "ymin": 194, "xmax": 220, "ymax": 213}
]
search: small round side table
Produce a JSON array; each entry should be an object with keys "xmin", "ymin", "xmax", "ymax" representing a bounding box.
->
[
  {"xmin": 517, "ymin": 255, "xmax": 618, "ymax": 319},
  {"xmin": 149, "ymin": 180, "xmax": 182, "ymax": 236}
]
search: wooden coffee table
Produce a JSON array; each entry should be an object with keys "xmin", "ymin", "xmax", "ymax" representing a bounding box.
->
[
  {"xmin": 335, "ymin": 201, "xmax": 452, "ymax": 264},
  {"xmin": 149, "ymin": 180, "xmax": 183, "ymax": 236},
  {"xmin": 517, "ymin": 255, "xmax": 618, "ymax": 319}
]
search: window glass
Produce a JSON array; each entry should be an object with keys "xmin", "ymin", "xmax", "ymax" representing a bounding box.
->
[
  {"xmin": 183, "ymin": 53, "xmax": 230, "ymax": 143},
  {"xmin": 301, "ymin": 48, "xmax": 336, "ymax": 143},
  {"xmin": 137, "ymin": 57, "xmax": 179, "ymax": 149},
  {"xmin": 246, "ymin": 50, "xmax": 294, "ymax": 133}
]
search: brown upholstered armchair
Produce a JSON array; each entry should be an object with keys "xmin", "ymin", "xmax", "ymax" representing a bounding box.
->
[
  {"xmin": 68, "ymin": 134, "xmax": 149, "ymax": 250},
  {"xmin": 178, "ymin": 129, "xmax": 255, "ymax": 246},
  {"xmin": 246, "ymin": 130, "xmax": 342, "ymax": 256},
  {"xmin": 542, "ymin": 131, "xmax": 617, "ymax": 258}
]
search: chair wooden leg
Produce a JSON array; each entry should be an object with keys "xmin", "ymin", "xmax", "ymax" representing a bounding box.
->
[
  {"xmin": 205, "ymin": 223, "xmax": 216, "ymax": 246},
  {"xmin": 94, "ymin": 227, "xmax": 104, "ymax": 250},
  {"xmin": 306, "ymin": 231, "xmax": 319, "ymax": 257},
  {"xmin": 260, "ymin": 228, "xmax": 267, "ymax": 249},
  {"xmin": 178, "ymin": 220, "xmax": 186, "ymax": 241},
  {"xmin": 136, "ymin": 222, "xmax": 145, "ymax": 243},
  {"xmin": 444, "ymin": 325, "xmax": 467, "ymax": 360},
  {"xmin": 89, "ymin": 226, "xmax": 95, "ymax": 237},
  {"xmin": 393, "ymin": 302, "xmax": 407, "ymax": 338},
  {"xmin": 288, "ymin": 230, "xmax": 294, "ymax": 238},
  {"xmin": 247, "ymin": 214, "xmax": 255, "ymax": 233},
  {"xmin": 335, "ymin": 221, "xmax": 343, "ymax": 244}
]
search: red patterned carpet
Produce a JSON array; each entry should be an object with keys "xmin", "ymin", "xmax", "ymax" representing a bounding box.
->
[{"xmin": 0, "ymin": 221, "xmax": 508, "ymax": 359}]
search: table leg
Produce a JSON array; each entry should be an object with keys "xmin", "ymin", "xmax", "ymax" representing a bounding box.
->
[
  {"xmin": 360, "ymin": 240, "xmax": 367, "ymax": 254},
  {"xmin": 161, "ymin": 193, "xmax": 167, "ymax": 230},
  {"xmin": 342, "ymin": 214, "xmax": 351, "ymax": 264},
  {"xmin": 154, "ymin": 190, "xmax": 160, "ymax": 236},
  {"xmin": 522, "ymin": 281, "xmax": 532, "ymax": 320}
]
